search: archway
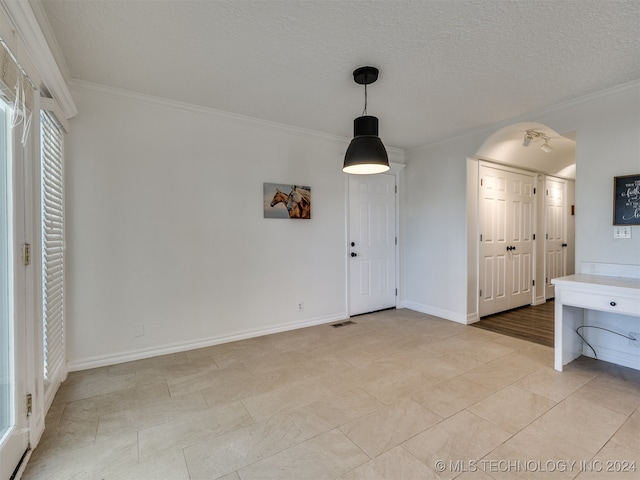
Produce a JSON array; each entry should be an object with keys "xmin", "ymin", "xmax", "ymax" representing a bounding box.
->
[{"xmin": 468, "ymin": 122, "xmax": 576, "ymax": 321}]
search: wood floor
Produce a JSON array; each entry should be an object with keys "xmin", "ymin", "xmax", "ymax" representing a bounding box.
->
[{"xmin": 473, "ymin": 300, "xmax": 555, "ymax": 347}]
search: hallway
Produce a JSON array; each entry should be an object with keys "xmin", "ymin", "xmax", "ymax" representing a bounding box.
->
[{"xmin": 473, "ymin": 301, "xmax": 555, "ymax": 347}]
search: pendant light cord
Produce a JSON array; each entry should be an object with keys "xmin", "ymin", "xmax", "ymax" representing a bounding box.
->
[{"xmin": 361, "ymin": 83, "xmax": 368, "ymax": 116}]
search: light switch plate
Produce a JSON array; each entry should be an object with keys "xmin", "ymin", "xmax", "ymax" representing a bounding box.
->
[{"xmin": 613, "ymin": 226, "xmax": 632, "ymax": 239}]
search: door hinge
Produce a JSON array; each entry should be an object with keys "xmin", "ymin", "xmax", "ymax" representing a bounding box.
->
[
  {"xmin": 546, "ymin": 233, "xmax": 549, "ymax": 240},
  {"xmin": 533, "ymin": 233, "xmax": 536, "ymax": 240},
  {"xmin": 22, "ymin": 243, "xmax": 31, "ymax": 266},
  {"xmin": 480, "ymin": 234, "xmax": 483, "ymax": 242},
  {"xmin": 479, "ymin": 289, "xmax": 482, "ymax": 297},
  {"xmin": 533, "ymin": 187, "xmax": 536, "ymax": 194},
  {"xmin": 26, "ymin": 393, "xmax": 32, "ymax": 416},
  {"xmin": 395, "ymin": 237, "xmax": 398, "ymax": 245},
  {"xmin": 395, "ymin": 185, "xmax": 398, "ymax": 193},
  {"xmin": 395, "ymin": 288, "xmax": 398, "ymax": 296},
  {"xmin": 546, "ymin": 277, "xmax": 548, "ymax": 283},
  {"xmin": 480, "ymin": 178, "xmax": 483, "ymax": 186},
  {"xmin": 532, "ymin": 280, "xmax": 535, "ymax": 286}
]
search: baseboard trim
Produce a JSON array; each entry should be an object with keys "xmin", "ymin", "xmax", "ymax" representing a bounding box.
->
[
  {"xmin": 67, "ymin": 313, "xmax": 347, "ymax": 372},
  {"xmin": 400, "ymin": 301, "xmax": 469, "ymax": 324},
  {"xmin": 582, "ymin": 345, "xmax": 640, "ymax": 371}
]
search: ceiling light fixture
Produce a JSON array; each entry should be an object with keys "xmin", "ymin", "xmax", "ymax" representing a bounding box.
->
[
  {"xmin": 343, "ymin": 66, "xmax": 390, "ymax": 174},
  {"xmin": 522, "ymin": 129, "xmax": 552, "ymax": 153}
]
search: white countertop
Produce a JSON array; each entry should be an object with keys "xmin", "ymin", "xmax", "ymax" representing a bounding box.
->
[{"xmin": 552, "ymin": 274, "xmax": 640, "ymax": 295}]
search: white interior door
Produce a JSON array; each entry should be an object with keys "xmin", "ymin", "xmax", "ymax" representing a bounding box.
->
[
  {"xmin": 0, "ymin": 101, "xmax": 29, "ymax": 480},
  {"xmin": 348, "ymin": 174, "xmax": 396, "ymax": 316},
  {"xmin": 479, "ymin": 164, "xmax": 534, "ymax": 317},
  {"xmin": 545, "ymin": 176, "xmax": 567, "ymax": 299}
]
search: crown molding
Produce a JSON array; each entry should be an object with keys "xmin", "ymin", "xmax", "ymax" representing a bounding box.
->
[
  {"xmin": 69, "ymin": 78, "xmax": 405, "ymax": 158},
  {"xmin": 1, "ymin": 0, "xmax": 77, "ymax": 119},
  {"xmin": 409, "ymin": 78, "xmax": 640, "ymax": 154}
]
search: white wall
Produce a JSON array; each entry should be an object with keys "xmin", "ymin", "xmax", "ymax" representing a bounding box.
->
[
  {"xmin": 401, "ymin": 135, "xmax": 481, "ymax": 323},
  {"xmin": 402, "ymin": 81, "xmax": 640, "ymax": 365},
  {"xmin": 65, "ymin": 83, "xmax": 405, "ymax": 369}
]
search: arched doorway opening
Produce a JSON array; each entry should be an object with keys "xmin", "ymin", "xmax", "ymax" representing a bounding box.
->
[{"xmin": 467, "ymin": 122, "xmax": 576, "ymax": 322}]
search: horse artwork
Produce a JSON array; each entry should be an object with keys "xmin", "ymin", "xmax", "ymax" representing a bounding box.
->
[
  {"xmin": 264, "ymin": 183, "xmax": 312, "ymax": 219},
  {"xmin": 286, "ymin": 186, "xmax": 311, "ymax": 219}
]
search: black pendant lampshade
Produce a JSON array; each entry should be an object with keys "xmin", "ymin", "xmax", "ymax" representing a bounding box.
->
[{"xmin": 343, "ymin": 67, "xmax": 390, "ymax": 175}]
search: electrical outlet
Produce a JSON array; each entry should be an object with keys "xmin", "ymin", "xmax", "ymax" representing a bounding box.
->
[
  {"xmin": 613, "ymin": 226, "xmax": 632, "ymax": 239},
  {"xmin": 629, "ymin": 332, "xmax": 640, "ymax": 348},
  {"xmin": 297, "ymin": 302, "xmax": 304, "ymax": 312},
  {"xmin": 134, "ymin": 323, "xmax": 145, "ymax": 337}
]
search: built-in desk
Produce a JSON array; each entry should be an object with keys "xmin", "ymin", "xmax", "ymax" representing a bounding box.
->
[{"xmin": 551, "ymin": 274, "xmax": 640, "ymax": 371}]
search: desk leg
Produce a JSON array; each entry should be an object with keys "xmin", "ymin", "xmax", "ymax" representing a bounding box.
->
[{"xmin": 555, "ymin": 300, "xmax": 585, "ymax": 371}]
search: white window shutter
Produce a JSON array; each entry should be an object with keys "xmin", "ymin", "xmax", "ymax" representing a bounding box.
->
[{"xmin": 41, "ymin": 110, "xmax": 65, "ymax": 386}]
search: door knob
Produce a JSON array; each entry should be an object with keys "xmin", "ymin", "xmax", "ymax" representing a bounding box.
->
[
  {"xmin": 351, "ymin": 242, "xmax": 355, "ymax": 247},
  {"xmin": 351, "ymin": 252, "xmax": 357, "ymax": 257}
]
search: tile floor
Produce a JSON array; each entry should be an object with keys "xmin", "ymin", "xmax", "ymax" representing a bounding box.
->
[{"xmin": 22, "ymin": 309, "xmax": 640, "ymax": 479}]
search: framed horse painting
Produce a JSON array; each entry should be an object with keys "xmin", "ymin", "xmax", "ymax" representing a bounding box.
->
[{"xmin": 263, "ymin": 183, "xmax": 311, "ymax": 219}]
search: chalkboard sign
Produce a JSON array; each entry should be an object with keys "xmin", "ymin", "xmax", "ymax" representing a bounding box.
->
[{"xmin": 613, "ymin": 174, "xmax": 640, "ymax": 225}]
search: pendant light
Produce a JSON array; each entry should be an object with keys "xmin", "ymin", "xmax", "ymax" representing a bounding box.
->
[{"xmin": 343, "ymin": 66, "xmax": 390, "ymax": 174}]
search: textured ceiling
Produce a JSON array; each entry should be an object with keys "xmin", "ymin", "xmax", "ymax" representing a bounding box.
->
[{"xmin": 37, "ymin": 0, "xmax": 640, "ymax": 150}]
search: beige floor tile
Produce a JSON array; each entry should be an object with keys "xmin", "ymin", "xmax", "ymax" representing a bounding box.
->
[
  {"xmin": 339, "ymin": 446, "xmax": 442, "ymax": 479},
  {"xmin": 241, "ymin": 376, "xmax": 334, "ymax": 421},
  {"xmin": 287, "ymin": 388, "xmax": 381, "ymax": 437},
  {"xmin": 184, "ymin": 413, "xmax": 307, "ymax": 479},
  {"xmin": 95, "ymin": 391, "xmax": 209, "ymax": 442},
  {"xmin": 59, "ymin": 380, "xmax": 171, "ymax": 423},
  {"xmin": 458, "ymin": 340, "xmax": 517, "ymax": 363},
  {"xmin": 586, "ymin": 366, "xmax": 640, "ymax": 396},
  {"xmin": 200, "ymin": 371, "xmax": 280, "ymax": 406},
  {"xmin": 410, "ymin": 352, "xmax": 486, "ymax": 381},
  {"xmin": 455, "ymin": 470, "xmax": 495, "ymax": 480},
  {"xmin": 211, "ymin": 340, "xmax": 281, "ymax": 369},
  {"xmin": 531, "ymin": 395, "xmax": 628, "ymax": 454},
  {"xmin": 341, "ymin": 399, "xmax": 442, "ymax": 458},
  {"xmin": 216, "ymin": 472, "xmax": 241, "ymax": 480},
  {"xmin": 574, "ymin": 443, "xmax": 640, "ymax": 480},
  {"xmin": 138, "ymin": 401, "xmax": 253, "ymax": 462},
  {"xmin": 482, "ymin": 424, "xmax": 594, "ymax": 479},
  {"xmin": 468, "ymin": 385, "xmax": 556, "ymax": 433},
  {"xmin": 461, "ymin": 353, "xmax": 542, "ymax": 389},
  {"xmin": 167, "ymin": 362, "xmax": 254, "ymax": 397},
  {"xmin": 43, "ymin": 403, "xmax": 65, "ymax": 427},
  {"xmin": 569, "ymin": 379, "xmax": 640, "ymax": 416},
  {"xmin": 403, "ymin": 410, "xmax": 512, "ymax": 480},
  {"xmin": 361, "ymin": 370, "xmax": 440, "ymax": 405},
  {"xmin": 22, "ymin": 433, "xmax": 138, "ymax": 480},
  {"xmin": 34, "ymin": 416, "xmax": 98, "ymax": 455},
  {"xmin": 412, "ymin": 376, "xmax": 495, "ymax": 418},
  {"xmin": 490, "ymin": 335, "xmax": 537, "ymax": 349},
  {"xmin": 518, "ymin": 343, "xmax": 555, "ymax": 367},
  {"xmin": 240, "ymin": 350, "xmax": 314, "ymax": 376},
  {"xmin": 133, "ymin": 355, "xmax": 218, "ymax": 384},
  {"xmin": 516, "ymin": 366, "xmax": 596, "ymax": 402},
  {"xmin": 106, "ymin": 352, "xmax": 192, "ymax": 375},
  {"xmin": 237, "ymin": 429, "xmax": 368, "ymax": 480},
  {"xmin": 89, "ymin": 450, "xmax": 191, "ymax": 480},
  {"xmin": 52, "ymin": 371, "xmax": 137, "ymax": 405},
  {"xmin": 26, "ymin": 309, "xmax": 640, "ymax": 480},
  {"xmin": 609, "ymin": 409, "xmax": 640, "ymax": 453}
]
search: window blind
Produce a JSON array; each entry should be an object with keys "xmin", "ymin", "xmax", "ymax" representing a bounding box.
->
[{"xmin": 41, "ymin": 110, "xmax": 64, "ymax": 386}]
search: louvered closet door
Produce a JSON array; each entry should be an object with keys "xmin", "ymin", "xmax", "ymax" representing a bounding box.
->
[{"xmin": 41, "ymin": 111, "xmax": 65, "ymax": 396}]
